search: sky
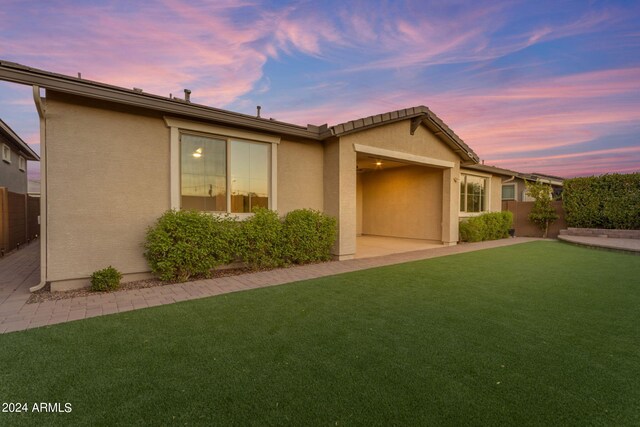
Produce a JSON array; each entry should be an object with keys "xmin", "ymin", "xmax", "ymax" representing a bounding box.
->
[{"xmin": 1, "ymin": 0, "xmax": 639, "ymax": 180}]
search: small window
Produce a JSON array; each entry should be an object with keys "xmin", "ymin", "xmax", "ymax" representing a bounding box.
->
[
  {"xmin": 460, "ymin": 174, "xmax": 487, "ymax": 213},
  {"xmin": 502, "ymin": 184, "xmax": 516, "ymax": 200},
  {"xmin": 18, "ymin": 156, "xmax": 26, "ymax": 172},
  {"xmin": 1, "ymin": 144, "xmax": 10, "ymax": 163}
]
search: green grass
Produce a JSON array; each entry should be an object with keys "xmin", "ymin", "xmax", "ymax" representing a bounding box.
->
[{"xmin": 1, "ymin": 241, "xmax": 639, "ymax": 426}]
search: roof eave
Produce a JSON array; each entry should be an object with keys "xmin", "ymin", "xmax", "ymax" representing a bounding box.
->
[
  {"xmin": 0, "ymin": 119, "xmax": 39, "ymax": 160},
  {"xmin": 0, "ymin": 60, "xmax": 321, "ymax": 141}
]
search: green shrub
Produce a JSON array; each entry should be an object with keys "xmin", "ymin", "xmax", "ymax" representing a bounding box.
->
[
  {"xmin": 90, "ymin": 266, "xmax": 122, "ymax": 292},
  {"xmin": 144, "ymin": 210, "xmax": 237, "ymax": 282},
  {"xmin": 563, "ymin": 173, "xmax": 640, "ymax": 229},
  {"xmin": 237, "ymin": 208, "xmax": 285, "ymax": 269},
  {"xmin": 282, "ymin": 209, "xmax": 337, "ymax": 264},
  {"xmin": 459, "ymin": 211, "xmax": 513, "ymax": 242}
]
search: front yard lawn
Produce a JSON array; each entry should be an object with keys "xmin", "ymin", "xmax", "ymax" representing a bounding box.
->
[{"xmin": 1, "ymin": 241, "xmax": 638, "ymax": 425}]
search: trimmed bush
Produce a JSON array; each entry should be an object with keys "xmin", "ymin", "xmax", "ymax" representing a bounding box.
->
[
  {"xmin": 563, "ymin": 173, "xmax": 640, "ymax": 230},
  {"xmin": 237, "ymin": 208, "xmax": 285, "ymax": 269},
  {"xmin": 459, "ymin": 211, "xmax": 513, "ymax": 242},
  {"xmin": 90, "ymin": 266, "xmax": 122, "ymax": 292},
  {"xmin": 144, "ymin": 210, "xmax": 237, "ymax": 282},
  {"xmin": 282, "ymin": 209, "xmax": 337, "ymax": 264}
]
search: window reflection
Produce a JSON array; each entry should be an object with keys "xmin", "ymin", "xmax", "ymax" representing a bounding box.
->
[
  {"xmin": 181, "ymin": 134, "xmax": 227, "ymax": 211},
  {"xmin": 180, "ymin": 134, "xmax": 270, "ymax": 213},
  {"xmin": 231, "ymin": 140, "xmax": 269, "ymax": 213},
  {"xmin": 460, "ymin": 174, "xmax": 486, "ymax": 213}
]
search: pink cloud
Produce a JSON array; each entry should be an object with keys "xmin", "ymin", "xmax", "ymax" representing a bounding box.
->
[
  {"xmin": 270, "ymin": 64, "xmax": 640, "ymax": 178},
  {"xmin": 0, "ymin": 0, "xmax": 342, "ymax": 106}
]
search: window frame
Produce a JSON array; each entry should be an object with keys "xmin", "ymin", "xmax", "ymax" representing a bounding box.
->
[
  {"xmin": 501, "ymin": 183, "xmax": 516, "ymax": 201},
  {"xmin": 459, "ymin": 172, "xmax": 491, "ymax": 216},
  {"xmin": 2, "ymin": 144, "xmax": 11, "ymax": 163},
  {"xmin": 165, "ymin": 117, "xmax": 279, "ymax": 218}
]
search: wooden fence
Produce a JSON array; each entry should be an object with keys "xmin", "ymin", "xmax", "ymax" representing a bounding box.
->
[
  {"xmin": 502, "ymin": 200, "xmax": 566, "ymax": 238},
  {"xmin": 0, "ymin": 187, "xmax": 40, "ymax": 256}
]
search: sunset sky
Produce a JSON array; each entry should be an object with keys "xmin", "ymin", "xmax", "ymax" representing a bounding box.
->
[{"xmin": 1, "ymin": 0, "xmax": 639, "ymax": 179}]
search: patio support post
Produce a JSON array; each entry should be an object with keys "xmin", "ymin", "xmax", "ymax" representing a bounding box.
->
[
  {"xmin": 441, "ymin": 167, "xmax": 459, "ymax": 246},
  {"xmin": 324, "ymin": 138, "xmax": 356, "ymax": 260}
]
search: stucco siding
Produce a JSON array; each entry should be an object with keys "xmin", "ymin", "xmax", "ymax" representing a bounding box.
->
[
  {"xmin": 490, "ymin": 175, "xmax": 502, "ymax": 212},
  {"xmin": 323, "ymin": 137, "xmax": 357, "ymax": 259},
  {"xmin": 45, "ymin": 92, "xmax": 170, "ymax": 287},
  {"xmin": 277, "ymin": 139, "xmax": 323, "ymax": 214},
  {"xmin": 360, "ymin": 165, "xmax": 442, "ymax": 240}
]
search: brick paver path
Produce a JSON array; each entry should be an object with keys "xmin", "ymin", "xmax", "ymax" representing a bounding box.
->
[
  {"xmin": 0, "ymin": 237, "xmax": 543, "ymax": 334},
  {"xmin": 0, "ymin": 241, "xmax": 39, "ymax": 323}
]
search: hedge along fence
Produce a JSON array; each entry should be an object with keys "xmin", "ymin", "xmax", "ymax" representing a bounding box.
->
[
  {"xmin": 563, "ymin": 173, "xmax": 640, "ymax": 230},
  {"xmin": 144, "ymin": 208, "xmax": 337, "ymax": 282},
  {"xmin": 458, "ymin": 211, "xmax": 513, "ymax": 243}
]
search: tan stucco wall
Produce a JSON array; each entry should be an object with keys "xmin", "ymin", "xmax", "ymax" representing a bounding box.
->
[
  {"xmin": 277, "ymin": 139, "xmax": 323, "ymax": 214},
  {"xmin": 341, "ymin": 121, "xmax": 460, "ymax": 164},
  {"xmin": 360, "ymin": 165, "xmax": 442, "ymax": 241},
  {"xmin": 323, "ymin": 137, "xmax": 357, "ymax": 259},
  {"xmin": 356, "ymin": 174, "xmax": 363, "ymax": 236},
  {"xmin": 45, "ymin": 92, "xmax": 170, "ymax": 289},
  {"xmin": 490, "ymin": 175, "xmax": 502, "ymax": 212}
]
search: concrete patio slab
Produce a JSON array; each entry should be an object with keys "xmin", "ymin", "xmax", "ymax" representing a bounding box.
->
[{"xmin": 355, "ymin": 235, "xmax": 442, "ymax": 259}]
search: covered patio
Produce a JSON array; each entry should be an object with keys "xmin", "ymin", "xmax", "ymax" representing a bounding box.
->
[{"xmin": 355, "ymin": 235, "xmax": 443, "ymax": 259}]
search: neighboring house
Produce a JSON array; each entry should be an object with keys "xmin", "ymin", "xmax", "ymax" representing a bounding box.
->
[
  {"xmin": 0, "ymin": 117, "xmax": 40, "ymax": 255},
  {"xmin": 1, "ymin": 60, "xmax": 515, "ymax": 291},
  {"xmin": 466, "ymin": 164, "xmax": 564, "ymax": 202},
  {"xmin": 0, "ymin": 118, "xmax": 39, "ymax": 193}
]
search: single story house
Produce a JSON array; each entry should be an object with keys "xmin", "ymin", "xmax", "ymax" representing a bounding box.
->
[{"xmin": 1, "ymin": 60, "xmax": 511, "ymax": 291}]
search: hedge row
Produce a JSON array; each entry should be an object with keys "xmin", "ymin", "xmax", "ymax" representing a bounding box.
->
[
  {"xmin": 144, "ymin": 208, "xmax": 337, "ymax": 282},
  {"xmin": 563, "ymin": 173, "xmax": 640, "ymax": 230},
  {"xmin": 459, "ymin": 211, "xmax": 513, "ymax": 242}
]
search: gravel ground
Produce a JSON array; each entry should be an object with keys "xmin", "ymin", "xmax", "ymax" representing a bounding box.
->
[{"xmin": 26, "ymin": 267, "xmax": 252, "ymax": 304}]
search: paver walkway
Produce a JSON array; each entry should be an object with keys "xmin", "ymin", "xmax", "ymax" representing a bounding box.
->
[
  {"xmin": 0, "ymin": 241, "xmax": 39, "ymax": 306},
  {"xmin": 0, "ymin": 237, "xmax": 543, "ymax": 334}
]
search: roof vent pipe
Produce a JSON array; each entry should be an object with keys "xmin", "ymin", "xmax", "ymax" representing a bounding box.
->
[
  {"xmin": 184, "ymin": 89, "xmax": 191, "ymax": 102},
  {"xmin": 256, "ymin": 105, "xmax": 261, "ymax": 118}
]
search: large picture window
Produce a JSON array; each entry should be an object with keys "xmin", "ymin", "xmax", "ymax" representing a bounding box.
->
[
  {"xmin": 180, "ymin": 133, "xmax": 270, "ymax": 213},
  {"xmin": 460, "ymin": 174, "xmax": 487, "ymax": 213}
]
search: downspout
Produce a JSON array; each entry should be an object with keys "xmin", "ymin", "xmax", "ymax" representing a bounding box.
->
[
  {"xmin": 30, "ymin": 85, "xmax": 47, "ymax": 292},
  {"xmin": 503, "ymin": 175, "xmax": 515, "ymax": 183}
]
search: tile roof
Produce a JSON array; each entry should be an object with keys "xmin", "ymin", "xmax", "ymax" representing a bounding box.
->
[{"xmin": 323, "ymin": 106, "xmax": 479, "ymax": 163}]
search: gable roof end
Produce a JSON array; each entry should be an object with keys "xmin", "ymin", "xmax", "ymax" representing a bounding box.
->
[
  {"xmin": 322, "ymin": 106, "xmax": 479, "ymax": 163},
  {"xmin": 0, "ymin": 118, "xmax": 39, "ymax": 160}
]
